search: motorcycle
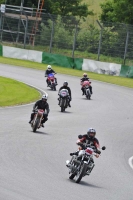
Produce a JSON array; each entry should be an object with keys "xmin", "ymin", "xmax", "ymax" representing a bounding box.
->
[
  {"xmin": 66, "ymin": 145, "xmax": 106, "ymax": 183},
  {"xmin": 46, "ymin": 73, "xmax": 57, "ymax": 91},
  {"xmin": 81, "ymin": 80, "xmax": 91, "ymax": 99},
  {"xmin": 31, "ymin": 109, "xmax": 46, "ymax": 132},
  {"xmin": 58, "ymin": 89, "xmax": 69, "ymax": 112}
]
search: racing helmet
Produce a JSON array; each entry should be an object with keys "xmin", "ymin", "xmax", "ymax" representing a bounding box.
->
[
  {"xmin": 42, "ymin": 94, "xmax": 48, "ymax": 101},
  {"xmin": 47, "ymin": 65, "xmax": 52, "ymax": 71},
  {"xmin": 83, "ymin": 73, "xmax": 87, "ymax": 78},
  {"xmin": 63, "ymin": 81, "xmax": 68, "ymax": 86},
  {"xmin": 87, "ymin": 128, "xmax": 96, "ymax": 139}
]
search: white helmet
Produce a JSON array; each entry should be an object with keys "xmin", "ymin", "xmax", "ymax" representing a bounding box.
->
[
  {"xmin": 47, "ymin": 65, "xmax": 52, "ymax": 70},
  {"xmin": 42, "ymin": 94, "xmax": 48, "ymax": 100}
]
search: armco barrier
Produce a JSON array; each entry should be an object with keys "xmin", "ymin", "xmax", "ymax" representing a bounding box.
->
[
  {"xmin": 82, "ymin": 59, "xmax": 121, "ymax": 76},
  {"xmin": 3, "ymin": 46, "xmax": 42, "ymax": 63},
  {"xmin": 120, "ymin": 65, "xmax": 133, "ymax": 78},
  {"xmin": 1, "ymin": 45, "xmax": 133, "ymax": 78},
  {"xmin": 3, "ymin": 46, "xmax": 28, "ymax": 60},
  {"xmin": 0, "ymin": 45, "xmax": 3, "ymax": 56},
  {"xmin": 42, "ymin": 52, "xmax": 82, "ymax": 70},
  {"xmin": 74, "ymin": 58, "xmax": 83, "ymax": 70}
]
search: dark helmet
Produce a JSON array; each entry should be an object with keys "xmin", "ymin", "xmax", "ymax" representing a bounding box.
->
[
  {"xmin": 83, "ymin": 73, "xmax": 87, "ymax": 78},
  {"xmin": 63, "ymin": 81, "xmax": 68, "ymax": 86},
  {"xmin": 87, "ymin": 128, "xmax": 96, "ymax": 139}
]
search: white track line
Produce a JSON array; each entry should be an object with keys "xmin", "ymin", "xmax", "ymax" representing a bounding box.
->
[
  {"xmin": 128, "ymin": 157, "xmax": 133, "ymax": 170},
  {"xmin": 0, "ymin": 76, "xmax": 48, "ymax": 109}
]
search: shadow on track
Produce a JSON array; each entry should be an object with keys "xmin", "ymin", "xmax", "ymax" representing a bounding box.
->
[
  {"xmin": 80, "ymin": 181, "xmax": 103, "ymax": 189},
  {"xmin": 67, "ymin": 179, "xmax": 102, "ymax": 189},
  {"xmin": 57, "ymin": 111, "xmax": 72, "ymax": 114},
  {"xmin": 80, "ymin": 98, "xmax": 93, "ymax": 101},
  {"xmin": 30, "ymin": 130, "xmax": 49, "ymax": 135}
]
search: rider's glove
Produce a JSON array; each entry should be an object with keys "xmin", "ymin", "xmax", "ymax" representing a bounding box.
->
[{"xmin": 96, "ymin": 149, "xmax": 101, "ymax": 154}]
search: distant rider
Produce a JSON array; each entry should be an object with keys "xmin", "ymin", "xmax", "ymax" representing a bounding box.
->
[
  {"xmin": 29, "ymin": 95, "xmax": 50, "ymax": 127},
  {"xmin": 80, "ymin": 73, "xmax": 92, "ymax": 95},
  {"xmin": 45, "ymin": 65, "xmax": 57, "ymax": 86},
  {"xmin": 58, "ymin": 81, "xmax": 72, "ymax": 107}
]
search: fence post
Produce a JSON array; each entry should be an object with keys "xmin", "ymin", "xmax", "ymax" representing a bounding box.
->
[
  {"xmin": 49, "ymin": 20, "xmax": 54, "ymax": 53},
  {"xmin": 123, "ymin": 30, "xmax": 129, "ymax": 65},
  {"xmin": 72, "ymin": 24, "xmax": 77, "ymax": 59},
  {"xmin": 0, "ymin": 11, "xmax": 2, "ymax": 43},
  {"xmin": 24, "ymin": 15, "xmax": 28, "ymax": 49},
  {"xmin": 0, "ymin": 10, "xmax": 5, "ymax": 43},
  {"xmin": 16, "ymin": 0, "xmax": 23, "ymax": 44},
  {"xmin": 97, "ymin": 20, "xmax": 103, "ymax": 61}
]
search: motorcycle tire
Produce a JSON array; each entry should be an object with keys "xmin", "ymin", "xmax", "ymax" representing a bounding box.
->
[
  {"xmin": 53, "ymin": 84, "xmax": 56, "ymax": 91},
  {"xmin": 69, "ymin": 173, "xmax": 75, "ymax": 180},
  {"xmin": 61, "ymin": 99, "xmax": 65, "ymax": 112},
  {"xmin": 86, "ymin": 89, "xmax": 91, "ymax": 100},
  {"xmin": 86, "ymin": 95, "xmax": 90, "ymax": 100},
  {"xmin": 32, "ymin": 118, "xmax": 40, "ymax": 132},
  {"xmin": 75, "ymin": 163, "xmax": 87, "ymax": 183}
]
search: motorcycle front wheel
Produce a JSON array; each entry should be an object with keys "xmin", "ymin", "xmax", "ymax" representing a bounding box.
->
[
  {"xmin": 69, "ymin": 173, "xmax": 75, "ymax": 180},
  {"xmin": 32, "ymin": 118, "xmax": 40, "ymax": 132},
  {"xmin": 61, "ymin": 99, "xmax": 65, "ymax": 112},
  {"xmin": 53, "ymin": 84, "xmax": 56, "ymax": 91},
  {"xmin": 75, "ymin": 163, "xmax": 87, "ymax": 183}
]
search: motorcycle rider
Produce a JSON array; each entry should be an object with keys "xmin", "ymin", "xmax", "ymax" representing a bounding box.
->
[
  {"xmin": 68, "ymin": 128, "xmax": 100, "ymax": 174},
  {"xmin": 29, "ymin": 94, "xmax": 50, "ymax": 127},
  {"xmin": 70, "ymin": 128, "xmax": 100, "ymax": 156},
  {"xmin": 45, "ymin": 65, "xmax": 57, "ymax": 86},
  {"xmin": 80, "ymin": 73, "xmax": 92, "ymax": 95},
  {"xmin": 58, "ymin": 81, "xmax": 72, "ymax": 107}
]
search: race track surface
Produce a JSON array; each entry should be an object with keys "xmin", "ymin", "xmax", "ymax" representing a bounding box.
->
[{"xmin": 0, "ymin": 64, "xmax": 133, "ymax": 200}]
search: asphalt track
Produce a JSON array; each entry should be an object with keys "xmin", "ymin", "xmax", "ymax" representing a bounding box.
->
[{"xmin": 0, "ymin": 63, "xmax": 133, "ymax": 200}]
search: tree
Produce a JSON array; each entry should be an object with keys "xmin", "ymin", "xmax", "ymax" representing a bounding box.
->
[
  {"xmin": 45, "ymin": 0, "xmax": 92, "ymax": 19},
  {"xmin": 100, "ymin": 0, "xmax": 133, "ymax": 25},
  {"xmin": 3, "ymin": 0, "xmax": 93, "ymax": 19}
]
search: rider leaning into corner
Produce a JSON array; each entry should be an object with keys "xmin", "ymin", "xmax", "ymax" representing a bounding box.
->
[
  {"xmin": 80, "ymin": 73, "xmax": 93, "ymax": 95},
  {"xmin": 70, "ymin": 128, "xmax": 101, "ymax": 156},
  {"xmin": 68, "ymin": 128, "xmax": 101, "ymax": 174},
  {"xmin": 58, "ymin": 81, "xmax": 72, "ymax": 107},
  {"xmin": 45, "ymin": 65, "xmax": 58, "ymax": 86},
  {"xmin": 29, "ymin": 95, "xmax": 50, "ymax": 127}
]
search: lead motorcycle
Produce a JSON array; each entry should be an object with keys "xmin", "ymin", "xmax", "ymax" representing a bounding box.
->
[
  {"xmin": 31, "ymin": 109, "xmax": 46, "ymax": 132},
  {"xmin": 58, "ymin": 89, "xmax": 69, "ymax": 112},
  {"xmin": 66, "ymin": 145, "xmax": 106, "ymax": 183},
  {"xmin": 46, "ymin": 73, "xmax": 57, "ymax": 91}
]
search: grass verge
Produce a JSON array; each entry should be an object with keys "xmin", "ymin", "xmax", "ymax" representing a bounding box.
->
[
  {"xmin": 0, "ymin": 76, "xmax": 41, "ymax": 107},
  {"xmin": 0, "ymin": 57, "xmax": 133, "ymax": 89}
]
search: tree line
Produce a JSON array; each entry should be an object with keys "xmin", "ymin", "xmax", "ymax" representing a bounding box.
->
[{"xmin": 0, "ymin": 0, "xmax": 132, "ymax": 25}]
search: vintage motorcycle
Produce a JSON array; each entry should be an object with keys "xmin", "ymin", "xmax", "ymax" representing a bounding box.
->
[
  {"xmin": 66, "ymin": 145, "xmax": 106, "ymax": 183},
  {"xmin": 46, "ymin": 73, "xmax": 57, "ymax": 91},
  {"xmin": 31, "ymin": 109, "xmax": 46, "ymax": 132},
  {"xmin": 81, "ymin": 80, "xmax": 91, "ymax": 99},
  {"xmin": 58, "ymin": 89, "xmax": 69, "ymax": 112}
]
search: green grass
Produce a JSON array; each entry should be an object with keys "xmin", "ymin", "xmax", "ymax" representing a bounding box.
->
[
  {"xmin": 0, "ymin": 76, "xmax": 41, "ymax": 107},
  {"xmin": 83, "ymin": 0, "xmax": 105, "ymax": 18},
  {"xmin": 0, "ymin": 56, "xmax": 133, "ymax": 89}
]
